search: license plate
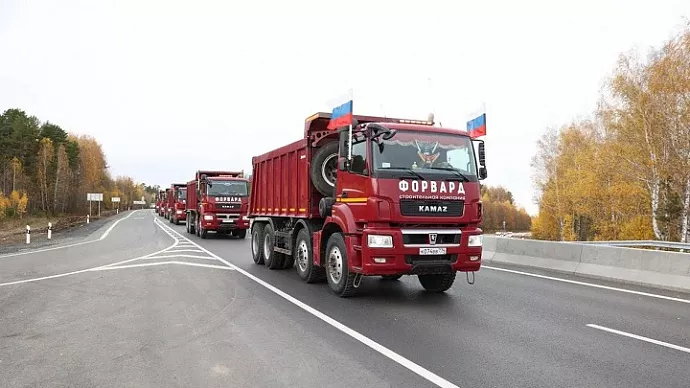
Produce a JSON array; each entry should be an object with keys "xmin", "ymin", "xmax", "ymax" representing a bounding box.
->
[
  {"xmin": 221, "ymin": 219, "xmax": 235, "ymax": 223},
  {"xmin": 419, "ymin": 247, "xmax": 446, "ymax": 255}
]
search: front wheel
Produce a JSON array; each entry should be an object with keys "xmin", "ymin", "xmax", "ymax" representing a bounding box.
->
[
  {"xmin": 294, "ymin": 228, "xmax": 325, "ymax": 283},
  {"xmin": 418, "ymin": 273, "xmax": 456, "ymax": 293},
  {"xmin": 325, "ymin": 233, "xmax": 357, "ymax": 297}
]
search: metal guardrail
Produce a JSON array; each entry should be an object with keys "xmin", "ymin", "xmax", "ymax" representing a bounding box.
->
[{"xmin": 579, "ymin": 240, "xmax": 690, "ymax": 251}]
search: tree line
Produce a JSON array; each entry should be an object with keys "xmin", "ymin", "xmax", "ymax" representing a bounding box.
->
[
  {"xmin": 0, "ymin": 108, "xmax": 147, "ymax": 221},
  {"xmin": 531, "ymin": 23, "xmax": 690, "ymax": 242},
  {"xmin": 480, "ymin": 185, "xmax": 531, "ymax": 232}
]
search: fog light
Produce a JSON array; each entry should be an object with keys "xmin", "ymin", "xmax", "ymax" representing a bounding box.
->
[
  {"xmin": 373, "ymin": 258, "xmax": 387, "ymax": 263},
  {"xmin": 469, "ymin": 255, "xmax": 480, "ymax": 261}
]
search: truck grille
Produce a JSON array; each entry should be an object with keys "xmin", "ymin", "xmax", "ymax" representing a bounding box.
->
[
  {"xmin": 215, "ymin": 203, "xmax": 240, "ymax": 211},
  {"xmin": 399, "ymin": 200, "xmax": 464, "ymax": 217},
  {"xmin": 403, "ymin": 234, "xmax": 460, "ymax": 245}
]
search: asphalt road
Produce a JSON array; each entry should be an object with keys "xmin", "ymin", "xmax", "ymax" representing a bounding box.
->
[{"xmin": 2, "ymin": 210, "xmax": 689, "ymax": 388}]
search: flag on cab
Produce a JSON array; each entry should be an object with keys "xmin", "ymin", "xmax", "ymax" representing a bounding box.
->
[
  {"xmin": 327, "ymin": 89, "xmax": 354, "ymax": 130},
  {"xmin": 466, "ymin": 105, "xmax": 486, "ymax": 139}
]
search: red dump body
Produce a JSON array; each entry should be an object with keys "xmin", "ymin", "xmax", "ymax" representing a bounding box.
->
[
  {"xmin": 249, "ymin": 112, "xmax": 486, "ymax": 297},
  {"xmin": 185, "ymin": 170, "xmax": 250, "ymax": 239}
]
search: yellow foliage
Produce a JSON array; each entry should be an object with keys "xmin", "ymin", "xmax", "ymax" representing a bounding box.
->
[
  {"xmin": 10, "ymin": 190, "xmax": 20, "ymax": 209},
  {"xmin": 17, "ymin": 192, "xmax": 28, "ymax": 218}
]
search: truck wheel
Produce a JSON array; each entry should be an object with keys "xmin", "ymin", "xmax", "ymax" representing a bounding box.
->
[
  {"xmin": 294, "ymin": 228, "xmax": 325, "ymax": 282},
  {"xmin": 262, "ymin": 223, "xmax": 284, "ymax": 269},
  {"xmin": 251, "ymin": 224, "xmax": 265, "ymax": 264},
  {"xmin": 173, "ymin": 214, "xmax": 179, "ymax": 225},
  {"xmin": 310, "ymin": 141, "xmax": 339, "ymax": 197},
  {"xmin": 325, "ymin": 233, "xmax": 357, "ymax": 297},
  {"xmin": 418, "ymin": 273, "xmax": 456, "ymax": 293},
  {"xmin": 236, "ymin": 229, "xmax": 247, "ymax": 239},
  {"xmin": 188, "ymin": 214, "xmax": 196, "ymax": 234},
  {"xmin": 381, "ymin": 275, "xmax": 403, "ymax": 281}
]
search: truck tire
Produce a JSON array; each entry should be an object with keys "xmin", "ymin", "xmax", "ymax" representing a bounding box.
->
[
  {"xmin": 251, "ymin": 224, "xmax": 265, "ymax": 264},
  {"xmin": 173, "ymin": 214, "xmax": 179, "ymax": 225},
  {"xmin": 381, "ymin": 275, "xmax": 403, "ymax": 281},
  {"xmin": 294, "ymin": 228, "xmax": 325, "ymax": 283},
  {"xmin": 325, "ymin": 233, "xmax": 357, "ymax": 297},
  {"xmin": 262, "ymin": 223, "xmax": 284, "ymax": 269},
  {"xmin": 418, "ymin": 273, "xmax": 456, "ymax": 292},
  {"xmin": 310, "ymin": 141, "xmax": 339, "ymax": 197},
  {"xmin": 187, "ymin": 213, "xmax": 196, "ymax": 234},
  {"xmin": 236, "ymin": 229, "xmax": 247, "ymax": 239}
]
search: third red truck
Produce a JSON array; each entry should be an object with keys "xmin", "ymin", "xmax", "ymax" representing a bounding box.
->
[{"xmin": 248, "ymin": 112, "xmax": 487, "ymax": 297}]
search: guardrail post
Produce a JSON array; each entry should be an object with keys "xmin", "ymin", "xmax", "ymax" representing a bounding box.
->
[
  {"xmin": 87, "ymin": 214, "xmax": 90, "ymax": 224},
  {"xmin": 26, "ymin": 225, "xmax": 30, "ymax": 244},
  {"xmin": 48, "ymin": 222, "xmax": 52, "ymax": 240}
]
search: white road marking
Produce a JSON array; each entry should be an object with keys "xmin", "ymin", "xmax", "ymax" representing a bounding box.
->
[
  {"xmin": 158, "ymin": 223, "xmax": 461, "ymax": 388},
  {"xmin": 93, "ymin": 261, "xmax": 235, "ymax": 271},
  {"xmin": 483, "ymin": 265, "xmax": 690, "ymax": 305},
  {"xmin": 586, "ymin": 324, "xmax": 690, "ymax": 354},
  {"xmin": 140, "ymin": 254, "xmax": 218, "ymax": 261},
  {"xmin": 0, "ymin": 210, "xmax": 139, "ymax": 259}
]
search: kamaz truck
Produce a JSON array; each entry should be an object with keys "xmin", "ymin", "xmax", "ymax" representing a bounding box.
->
[
  {"xmin": 185, "ymin": 170, "xmax": 250, "ymax": 239},
  {"xmin": 168, "ymin": 183, "xmax": 187, "ymax": 225},
  {"xmin": 248, "ymin": 112, "xmax": 487, "ymax": 297}
]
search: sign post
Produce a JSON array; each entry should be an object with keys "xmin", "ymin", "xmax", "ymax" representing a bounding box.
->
[
  {"xmin": 112, "ymin": 196, "xmax": 121, "ymax": 214},
  {"xmin": 87, "ymin": 193, "xmax": 104, "ymax": 217}
]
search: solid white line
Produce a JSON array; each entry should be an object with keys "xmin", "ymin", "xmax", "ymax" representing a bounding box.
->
[
  {"xmin": 156, "ymin": 222, "xmax": 460, "ymax": 388},
  {"xmin": 161, "ymin": 249, "xmax": 205, "ymax": 254},
  {"xmin": 99, "ymin": 210, "xmax": 138, "ymax": 240},
  {"xmin": 483, "ymin": 265, "xmax": 690, "ymax": 305},
  {"xmin": 0, "ymin": 210, "xmax": 138, "ymax": 259},
  {"xmin": 93, "ymin": 261, "xmax": 235, "ymax": 271},
  {"xmin": 586, "ymin": 324, "xmax": 690, "ymax": 354}
]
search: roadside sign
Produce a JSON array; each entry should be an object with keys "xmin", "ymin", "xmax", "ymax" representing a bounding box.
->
[
  {"xmin": 87, "ymin": 193, "xmax": 103, "ymax": 201},
  {"xmin": 112, "ymin": 197, "xmax": 121, "ymax": 203}
]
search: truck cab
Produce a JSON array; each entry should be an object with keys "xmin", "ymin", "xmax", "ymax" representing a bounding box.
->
[
  {"xmin": 168, "ymin": 183, "xmax": 187, "ymax": 225},
  {"xmin": 185, "ymin": 170, "xmax": 250, "ymax": 239}
]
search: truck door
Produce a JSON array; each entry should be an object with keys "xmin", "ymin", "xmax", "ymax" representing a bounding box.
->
[{"xmin": 336, "ymin": 131, "xmax": 370, "ymax": 217}]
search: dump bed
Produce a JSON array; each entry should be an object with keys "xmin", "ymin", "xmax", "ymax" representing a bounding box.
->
[
  {"xmin": 249, "ymin": 138, "xmax": 319, "ymax": 219},
  {"xmin": 186, "ymin": 179, "xmax": 198, "ymax": 211}
]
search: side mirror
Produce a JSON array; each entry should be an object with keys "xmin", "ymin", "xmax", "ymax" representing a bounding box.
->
[
  {"xmin": 479, "ymin": 166, "xmax": 488, "ymax": 180},
  {"xmin": 381, "ymin": 129, "xmax": 397, "ymax": 140},
  {"xmin": 478, "ymin": 142, "xmax": 486, "ymax": 166},
  {"xmin": 338, "ymin": 129, "xmax": 349, "ymax": 158}
]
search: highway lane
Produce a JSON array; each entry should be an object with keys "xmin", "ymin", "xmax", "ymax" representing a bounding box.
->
[
  {"xmin": 173, "ymin": 221, "xmax": 690, "ymax": 388},
  {"xmin": 0, "ymin": 211, "xmax": 438, "ymax": 388}
]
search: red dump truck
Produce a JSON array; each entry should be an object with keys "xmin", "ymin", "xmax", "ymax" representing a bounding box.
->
[
  {"xmin": 155, "ymin": 190, "xmax": 165, "ymax": 215},
  {"xmin": 157, "ymin": 189, "xmax": 168, "ymax": 217},
  {"xmin": 167, "ymin": 183, "xmax": 187, "ymax": 225},
  {"xmin": 162, "ymin": 188, "xmax": 172, "ymax": 219},
  {"xmin": 248, "ymin": 112, "xmax": 487, "ymax": 297},
  {"xmin": 185, "ymin": 170, "xmax": 251, "ymax": 239}
]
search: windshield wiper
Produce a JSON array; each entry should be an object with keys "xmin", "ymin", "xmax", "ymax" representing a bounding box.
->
[
  {"xmin": 426, "ymin": 166, "xmax": 471, "ymax": 182},
  {"xmin": 385, "ymin": 167, "xmax": 425, "ymax": 180}
]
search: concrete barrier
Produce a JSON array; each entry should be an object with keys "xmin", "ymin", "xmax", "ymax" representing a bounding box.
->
[{"xmin": 483, "ymin": 236, "xmax": 690, "ymax": 293}]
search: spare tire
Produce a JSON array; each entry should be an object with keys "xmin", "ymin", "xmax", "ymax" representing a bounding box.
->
[{"xmin": 310, "ymin": 141, "xmax": 339, "ymax": 197}]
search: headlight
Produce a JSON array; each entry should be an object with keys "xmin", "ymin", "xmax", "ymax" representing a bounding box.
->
[
  {"xmin": 468, "ymin": 235, "xmax": 483, "ymax": 247},
  {"xmin": 368, "ymin": 234, "xmax": 393, "ymax": 248},
  {"xmin": 203, "ymin": 215, "xmax": 214, "ymax": 221},
  {"xmin": 176, "ymin": 210, "xmax": 183, "ymax": 214}
]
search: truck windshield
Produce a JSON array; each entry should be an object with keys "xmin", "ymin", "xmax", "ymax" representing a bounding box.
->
[
  {"xmin": 177, "ymin": 188, "xmax": 186, "ymax": 201},
  {"xmin": 371, "ymin": 130, "xmax": 478, "ymax": 181},
  {"xmin": 207, "ymin": 180, "xmax": 248, "ymax": 196}
]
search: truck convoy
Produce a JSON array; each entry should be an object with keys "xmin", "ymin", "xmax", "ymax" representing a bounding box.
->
[
  {"xmin": 248, "ymin": 112, "xmax": 487, "ymax": 297},
  {"xmin": 185, "ymin": 170, "xmax": 251, "ymax": 239},
  {"xmin": 167, "ymin": 183, "xmax": 187, "ymax": 225},
  {"xmin": 155, "ymin": 189, "xmax": 166, "ymax": 216}
]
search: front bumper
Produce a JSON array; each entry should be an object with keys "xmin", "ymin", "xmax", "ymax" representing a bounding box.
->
[
  {"xmin": 200, "ymin": 215, "xmax": 250, "ymax": 231},
  {"xmin": 354, "ymin": 227, "xmax": 483, "ymax": 276}
]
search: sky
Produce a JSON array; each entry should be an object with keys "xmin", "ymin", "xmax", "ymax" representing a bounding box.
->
[{"xmin": 1, "ymin": 0, "xmax": 689, "ymax": 215}]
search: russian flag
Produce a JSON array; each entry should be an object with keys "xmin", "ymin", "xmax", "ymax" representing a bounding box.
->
[
  {"xmin": 466, "ymin": 105, "xmax": 486, "ymax": 138},
  {"xmin": 327, "ymin": 89, "xmax": 354, "ymax": 130}
]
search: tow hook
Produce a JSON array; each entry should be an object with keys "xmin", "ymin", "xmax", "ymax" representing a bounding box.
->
[
  {"xmin": 466, "ymin": 271, "xmax": 475, "ymax": 285},
  {"xmin": 353, "ymin": 273, "xmax": 363, "ymax": 288}
]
